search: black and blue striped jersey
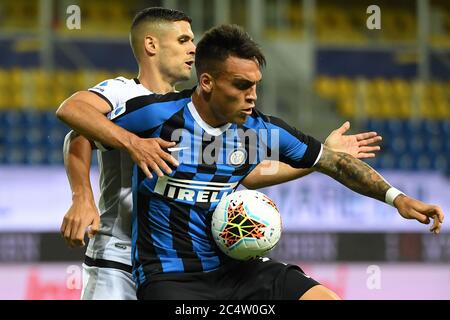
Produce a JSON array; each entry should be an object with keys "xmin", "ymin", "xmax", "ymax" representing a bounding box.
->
[{"xmin": 107, "ymin": 87, "xmax": 322, "ymax": 287}]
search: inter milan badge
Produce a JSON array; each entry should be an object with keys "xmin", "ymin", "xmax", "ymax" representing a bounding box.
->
[{"xmin": 229, "ymin": 148, "xmax": 247, "ymax": 166}]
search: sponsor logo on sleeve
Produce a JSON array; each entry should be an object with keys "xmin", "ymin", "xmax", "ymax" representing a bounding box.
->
[{"xmin": 109, "ymin": 105, "xmax": 126, "ymax": 120}]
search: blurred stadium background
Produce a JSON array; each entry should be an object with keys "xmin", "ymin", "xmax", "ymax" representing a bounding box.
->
[{"xmin": 0, "ymin": 0, "xmax": 449, "ymax": 299}]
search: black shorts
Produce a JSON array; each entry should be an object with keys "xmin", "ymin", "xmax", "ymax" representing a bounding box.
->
[{"xmin": 137, "ymin": 258, "xmax": 320, "ymax": 300}]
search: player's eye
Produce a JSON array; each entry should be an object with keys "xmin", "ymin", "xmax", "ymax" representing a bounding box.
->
[
  {"xmin": 178, "ymin": 37, "xmax": 191, "ymax": 44},
  {"xmin": 234, "ymin": 81, "xmax": 254, "ymax": 90}
]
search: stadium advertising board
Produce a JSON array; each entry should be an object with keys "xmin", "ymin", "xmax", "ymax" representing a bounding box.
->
[{"xmin": 0, "ymin": 167, "xmax": 448, "ymax": 232}]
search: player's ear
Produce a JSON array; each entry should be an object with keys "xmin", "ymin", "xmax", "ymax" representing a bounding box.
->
[
  {"xmin": 143, "ymin": 34, "xmax": 158, "ymax": 56},
  {"xmin": 199, "ymin": 73, "xmax": 213, "ymax": 93}
]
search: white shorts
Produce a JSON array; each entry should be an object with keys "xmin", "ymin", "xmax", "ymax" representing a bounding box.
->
[{"xmin": 81, "ymin": 263, "xmax": 136, "ymax": 300}]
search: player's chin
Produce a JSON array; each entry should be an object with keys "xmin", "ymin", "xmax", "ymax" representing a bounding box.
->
[
  {"xmin": 175, "ymin": 70, "xmax": 191, "ymax": 82},
  {"xmin": 178, "ymin": 73, "xmax": 191, "ymax": 82},
  {"xmin": 233, "ymin": 114, "xmax": 248, "ymax": 125}
]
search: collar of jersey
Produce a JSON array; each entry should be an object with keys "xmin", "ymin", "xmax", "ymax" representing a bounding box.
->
[{"xmin": 187, "ymin": 101, "xmax": 232, "ymax": 136}]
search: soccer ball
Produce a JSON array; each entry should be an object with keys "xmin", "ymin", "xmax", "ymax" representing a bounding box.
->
[{"xmin": 211, "ymin": 190, "xmax": 282, "ymax": 260}]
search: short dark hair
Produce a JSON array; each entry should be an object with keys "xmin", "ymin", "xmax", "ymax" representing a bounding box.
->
[
  {"xmin": 129, "ymin": 7, "xmax": 191, "ymax": 61},
  {"xmin": 195, "ymin": 24, "xmax": 266, "ymax": 77},
  {"xmin": 131, "ymin": 7, "xmax": 192, "ymax": 30}
]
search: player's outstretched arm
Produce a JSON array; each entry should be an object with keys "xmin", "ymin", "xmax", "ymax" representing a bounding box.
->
[
  {"xmin": 56, "ymin": 91, "xmax": 178, "ymax": 178},
  {"xmin": 242, "ymin": 121, "xmax": 381, "ymax": 189},
  {"xmin": 314, "ymin": 146, "xmax": 444, "ymax": 233},
  {"xmin": 60, "ymin": 131, "xmax": 99, "ymax": 247}
]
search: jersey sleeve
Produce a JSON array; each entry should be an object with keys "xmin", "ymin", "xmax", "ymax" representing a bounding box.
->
[
  {"xmin": 262, "ymin": 115, "xmax": 322, "ymax": 168},
  {"xmin": 88, "ymin": 77, "xmax": 128, "ymax": 111},
  {"xmin": 95, "ymin": 89, "xmax": 193, "ymax": 151}
]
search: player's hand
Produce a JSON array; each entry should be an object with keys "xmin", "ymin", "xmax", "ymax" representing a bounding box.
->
[
  {"xmin": 394, "ymin": 195, "xmax": 445, "ymax": 234},
  {"xmin": 325, "ymin": 121, "xmax": 382, "ymax": 159},
  {"xmin": 127, "ymin": 137, "xmax": 179, "ymax": 179},
  {"xmin": 60, "ymin": 197, "xmax": 100, "ymax": 247}
]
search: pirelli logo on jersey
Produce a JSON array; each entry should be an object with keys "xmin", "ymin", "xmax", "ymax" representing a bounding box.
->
[{"xmin": 154, "ymin": 176, "xmax": 239, "ymax": 203}]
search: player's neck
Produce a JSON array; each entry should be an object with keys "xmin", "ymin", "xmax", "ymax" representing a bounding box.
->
[
  {"xmin": 191, "ymin": 89, "xmax": 228, "ymax": 128},
  {"xmin": 137, "ymin": 66, "xmax": 176, "ymax": 94}
]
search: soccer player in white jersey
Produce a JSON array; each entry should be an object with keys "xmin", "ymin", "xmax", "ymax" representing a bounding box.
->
[
  {"xmin": 58, "ymin": 8, "xmax": 195, "ymax": 300},
  {"xmin": 57, "ymin": 8, "xmax": 382, "ymax": 300}
]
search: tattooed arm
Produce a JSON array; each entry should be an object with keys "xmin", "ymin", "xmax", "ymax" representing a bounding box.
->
[
  {"xmin": 242, "ymin": 121, "xmax": 381, "ymax": 189},
  {"xmin": 314, "ymin": 146, "xmax": 445, "ymax": 233},
  {"xmin": 314, "ymin": 146, "xmax": 390, "ymax": 202}
]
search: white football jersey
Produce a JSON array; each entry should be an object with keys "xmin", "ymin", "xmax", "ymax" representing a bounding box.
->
[{"xmin": 85, "ymin": 77, "xmax": 151, "ymax": 266}]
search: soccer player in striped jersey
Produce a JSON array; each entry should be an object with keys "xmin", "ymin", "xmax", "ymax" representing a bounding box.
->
[
  {"xmin": 57, "ymin": 9, "xmax": 382, "ymax": 299},
  {"xmin": 100, "ymin": 25, "xmax": 444, "ymax": 300}
]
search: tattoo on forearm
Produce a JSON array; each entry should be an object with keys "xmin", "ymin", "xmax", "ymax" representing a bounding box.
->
[{"xmin": 315, "ymin": 147, "xmax": 391, "ymax": 202}]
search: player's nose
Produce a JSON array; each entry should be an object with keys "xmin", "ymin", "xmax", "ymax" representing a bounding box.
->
[
  {"xmin": 188, "ymin": 42, "xmax": 196, "ymax": 55},
  {"xmin": 246, "ymin": 85, "xmax": 257, "ymax": 103}
]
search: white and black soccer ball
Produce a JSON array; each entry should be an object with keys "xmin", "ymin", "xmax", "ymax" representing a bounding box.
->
[{"xmin": 211, "ymin": 190, "xmax": 282, "ymax": 260}]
